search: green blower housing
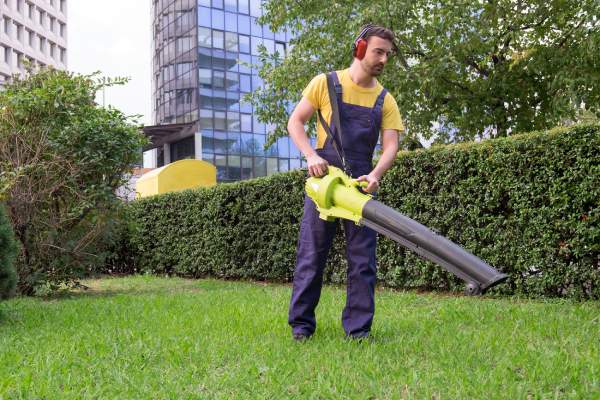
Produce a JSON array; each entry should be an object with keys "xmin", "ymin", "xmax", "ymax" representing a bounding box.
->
[{"xmin": 305, "ymin": 166, "xmax": 508, "ymax": 295}]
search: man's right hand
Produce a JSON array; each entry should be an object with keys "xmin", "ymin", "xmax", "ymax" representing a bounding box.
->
[{"xmin": 306, "ymin": 153, "xmax": 329, "ymax": 177}]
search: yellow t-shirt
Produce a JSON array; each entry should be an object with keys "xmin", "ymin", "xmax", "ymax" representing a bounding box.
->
[{"xmin": 302, "ymin": 69, "xmax": 404, "ymax": 149}]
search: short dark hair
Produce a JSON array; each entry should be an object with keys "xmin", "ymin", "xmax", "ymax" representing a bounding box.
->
[{"xmin": 360, "ymin": 24, "xmax": 398, "ymax": 53}]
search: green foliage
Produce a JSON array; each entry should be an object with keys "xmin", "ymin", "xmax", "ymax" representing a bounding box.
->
[
  {"xmin": 0, "ymin": 68, "xmax": 148, "ymax": 295},
  {"xmin": 120, "ymin": 124, "xmax": 599, "ymax": 299},
  {"xmin": 0, "ymin": 204, "xmax": 17, "ymax": 299},
  {"xmin": 248, "ymin": 0, "xmax": 600, "ymax": 144}
]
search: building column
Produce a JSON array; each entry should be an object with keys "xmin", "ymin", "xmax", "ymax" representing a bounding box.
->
[
  {"xmin": 163, "ymin": 143, "xmax": 171, "ymax": 164},
  {"xmin": 194, "ymin": 132, "xmax": 203, "ymax": 160}
]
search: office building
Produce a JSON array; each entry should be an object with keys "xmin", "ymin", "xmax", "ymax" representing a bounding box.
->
[
  {"xmin": 0, "ymin": 0, "xmax": 67, "ymax": 85},
  {"xmin": 145, "ymin": 0, "xmax": 304, "ymax": 182}
]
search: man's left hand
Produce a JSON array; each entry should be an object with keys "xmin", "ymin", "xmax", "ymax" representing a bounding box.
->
[{"xmin": 356, "ymin": 174, "xmax": 380, "ymax": 194}]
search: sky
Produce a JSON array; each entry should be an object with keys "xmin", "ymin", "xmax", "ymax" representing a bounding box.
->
[{"xmin": 68, "ymin": 1, "xmax": 152, "ymax": 125}]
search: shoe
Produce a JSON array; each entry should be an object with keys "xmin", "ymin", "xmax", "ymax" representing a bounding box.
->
[
  {"xmin": 346, "ymin": 332, "xmax": 371, "ymax": 341},
  {"xmin": 292, "ymin": 332, "xmax": 311, "ymax": 342}
]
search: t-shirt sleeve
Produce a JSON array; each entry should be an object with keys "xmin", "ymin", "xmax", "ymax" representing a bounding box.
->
[
  {"xmin": 381, "ymin": 93, "xmax": 405, "ymax": 132},
  {"xmin": 302, "ymin": 73, "xmax": 328, "ymax": 110}
]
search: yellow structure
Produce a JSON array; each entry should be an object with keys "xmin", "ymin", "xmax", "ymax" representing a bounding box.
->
[{"xmin": 135, "ymin": 159, "xmax": 217, "ymax": 198}]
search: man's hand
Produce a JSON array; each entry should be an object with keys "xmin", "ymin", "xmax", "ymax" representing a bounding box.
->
[
  {"xmin": 356, "ymin": 174, "xmax": 380, "ymax": 194},
  {"xmin": 306, "ymin": 154, "xmax": 329, "ymax": 177}
]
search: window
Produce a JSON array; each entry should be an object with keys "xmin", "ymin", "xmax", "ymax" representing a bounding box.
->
[
  {"xmin": 213, "ymin": 70, "xmax": 225, "ymax": 88},
  {"xmin": 59, "ymin": 22, "xmax": 65, "ymax": 37},
  {"xmin": 211, "ymin": 9, "xmax": 224, "ymax": 30},
  {"xmin": 240, "ymin": 114, "xmax": 252, "ymax": 131},
  {"xmin": 250, "ymin": 0, "xmax": 261, "ymax": 17},
  {"xmin": 213, "ymin": 30, "xmax": 224, "ymax": 49},
  {"xmin": 60, "ymin": 0, "xmax": 65, "ymax": 13},
  {"xmin": 27, "ymin": 29, "xmax": 34, "ymax": 46},
  {"xmin": 60, "ymin": 47, "xmax": 65, "ymax": 63},
  {"xmin": 212, "ymin": 0, "xmax": 224, "ymax": 8},
  {"xmin": 275, "ymin": 41, "xmax": 286, "ymax": 58},
  {"xmin": 50, "ymin": 42, "xmax": 56, "ymax": 58},
  {"xmin": 198, "ymin": 7, "xmax": 211, "ymax": 28},
  {"xmin": 238, "ymin": 0, "xmax": 249, "ymax": 14},
  {"xmin": 49, "ymin": 17, "xmax": 55, "ymax": 33},
  {"xmin": 17, "ymin": 0, "xmax": 23, "ymax": 12},
  {"xmin": 239, "ymin": 34, "xmax": 250, "ymax": 53},
  {"xmin": 198, "ymin": 68, "xmax": 211, "ymax": 88},
  {"xmin": 198, "ymin": 27, "xmax": 211, "ymax": 47},
  {"xmin": 27, "ymin": 2, "xmax": 34, "ymax": 18},
  {"xmin": 38, "ymin": 9, "xmax": 45, "ymax": 26},
  {"xmin": 39, "ymin": 36, "xmax": 46, "ymax": 53},
  {"xmin": 225, "ymin": 12, "xmax": 237, "ymax": 32},
  {"xmin": 3, "ymin": 17, "xmax": 10, "ymax": 35},
  {"xmin": 240, "ymin": 74, "xmax": 251, "ymax": 92},
  {"xmin": 15, "ymin": 23, "xmax": 23, "ymax": 42},
  {"xmin": 2, "ymin": 46, "xmax": 10, "ymax": 64},
  {"xmin": 238, "ymin": 15, "xmax": 250, "ymax": 34},
  {"xmin": 225, "ymin": 0, "xmax": 237, "ymax": 12},
  {"xmin": 225, "ymin": 32, "xmax": 238, "ymax": 51}
]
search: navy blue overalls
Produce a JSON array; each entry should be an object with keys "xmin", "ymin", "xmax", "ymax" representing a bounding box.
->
[{"xmin": 288, "ymin": 71, "xmax": 388, "ymax": 337}]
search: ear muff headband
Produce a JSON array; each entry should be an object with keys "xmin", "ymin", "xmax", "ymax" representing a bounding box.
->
[{"xmin": 353, "ymin": 24, "xmax": 374, "ymax": 60}]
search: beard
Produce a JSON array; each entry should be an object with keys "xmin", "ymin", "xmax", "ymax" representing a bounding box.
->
[{"xmin": 365, "ymin": 61, "xmax": 384, "ymax": 76}]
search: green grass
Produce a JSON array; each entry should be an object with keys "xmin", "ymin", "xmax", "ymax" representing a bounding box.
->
[{"xmin": 0, "ymin": 276, "xmax": 598, "ymax": 399}]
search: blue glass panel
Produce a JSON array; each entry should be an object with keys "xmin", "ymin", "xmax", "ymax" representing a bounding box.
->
[
  {"xmin": 238, "ymin": 53, "xmax": 252, "ymax": 73},
  {"xmin": 277, "ymin": 136, "xmax": 289, "ymax": 157},
  {"xmin": 279, "ymin": 159, "xmax": 289, "ymax": 172},
  {"xmin": 198, "ymin": 7, "xmax": 211, "ymax": 28},
  {"xmin": 212, "ymin": 49, "xmax": 225, "ymax": 70},
  {"xmin": 241, "ymin": 133, "xmax": 254, "ymax": 155},
  {"xmin": 240, "ymin": 98, "xmax": 252, "ymax": 113},
  {"xmin": 275, "ymin": 29, "xmax": 286, "ymax": 42},
  {"xmin": 239, "ymin": 34, "xmax": 250, "ymax": 53},
  {"xmin": 224, "ymin": 0, "xmax": 237, "ymax": 12},
  {"xmin": 290, "ymin": 158, "xmax": 301, "ymax": 170},
  {"xmin": 250, "ymin": 17, "xmax": 262, "ymax": 37},
  {"xmin": 225, "ymin": 51, "xmax": 238, "ymax": 72},
  {"xmin": 211, "ymin": 9, "xmax": 225, "ymax": 30},
  {"xmin": 225, "ymin": 12, "xmax": 237, "ymax": 32},
  {"xmin": 212, "ymin": 0, "xmax": 224, "ymax": 9},
  {"xmin": 198, "ymin": 47, "xmax": 211, "ymax": 68},
  {"xmin": 238, "ymin": 0, "xmax": 249, "ymax": 14},
  {"xmin": 240, "ymin": 74, "xmax": 251, "ymax": 92},
  {"xmin": 263, "ymin": 24, "xmax": 274, "ymax": 40},
  {"xmin": 238, "ymin": 15, "xmax": 250, "ymax": 35},
  {"xmin": 202, "ymin": 130, "xmax": 214, "ymax": 152},
  {"xmin": 213, "ymin": 132, "xmax": 229, "ymax": 153},
  {"xmin": 199, "ymin": 0, "xmax": 210, "ymax": 6},
  {"xmin": 227, "ymin": 132, "xmax": 241, "ymax": 153}
]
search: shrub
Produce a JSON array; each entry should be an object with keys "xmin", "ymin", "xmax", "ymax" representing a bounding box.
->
[
  {"xmin": 0, "ymin": 204, "xmax": 17, "ymax": 299},
  {"xmin": 121, "ymin": 124, "xmax": 600, "ymax": 299},
  {"xmin": 0, "ymin": 68, "xmax": 148, "ymax": 294}
]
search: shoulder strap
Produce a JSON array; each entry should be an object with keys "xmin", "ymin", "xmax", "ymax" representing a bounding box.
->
[{"xmin": 324, "ymin": 72, "xmax": 350, "ymax": 175}]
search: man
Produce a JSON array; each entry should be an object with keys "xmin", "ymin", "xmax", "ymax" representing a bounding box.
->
[{"xmin": 287, "ymin": 24, "xmax": 404, "ymax": 340}]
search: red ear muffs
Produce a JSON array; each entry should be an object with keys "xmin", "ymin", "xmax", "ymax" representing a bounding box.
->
[{"xmin": 354, "ymin": 38, "xmax": 368, "ymax": 60}]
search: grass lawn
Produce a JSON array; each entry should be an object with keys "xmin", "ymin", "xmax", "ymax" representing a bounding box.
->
[{"xmin": 0, "ymin": 276, "xmax": 598, "ymax": 399}]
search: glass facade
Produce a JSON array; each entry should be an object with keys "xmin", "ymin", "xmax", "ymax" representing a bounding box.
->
[{"xmin": 151, "ymin": 0, "xmax": 303, "ymax": 182}]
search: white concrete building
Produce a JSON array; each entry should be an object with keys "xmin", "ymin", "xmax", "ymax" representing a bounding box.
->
[{"xmin": 0, "ymin": 0, "xmax": 67, "ymax": 85}]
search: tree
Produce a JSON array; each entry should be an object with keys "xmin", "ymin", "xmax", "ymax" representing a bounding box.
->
[
  {"xmin": 0, "ymin": 68, "xmax": 148, "ymax": 295},
  {"xmin": 248, "ymin": 0, "xmax": 600, "ymax": 143}
]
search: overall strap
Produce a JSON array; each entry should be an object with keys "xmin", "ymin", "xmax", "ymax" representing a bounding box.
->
[
  {"xmin": 322, "ymin": 71, "xmax": 351, "ymax": 176},
  {"xmin": 371, "ymin": 88, "xmax": 388, "ymax": 131}
]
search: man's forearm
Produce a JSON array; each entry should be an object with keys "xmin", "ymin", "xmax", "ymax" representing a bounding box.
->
[
  {"xmin": 288, "ymin": 119, "xmax": 317, "ymax": 158},
  {"xmin": 371, "ymin": 146, "xmax": 398, "ymax": 180}
]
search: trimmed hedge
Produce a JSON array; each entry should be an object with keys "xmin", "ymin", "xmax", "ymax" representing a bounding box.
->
[
  {"xmin": 0, "ymin": 204, "xmax": 17, "ymax": 299},
  {"xmin": 122, "ymin": 124, "xmax": 600, "ymax": 299}
]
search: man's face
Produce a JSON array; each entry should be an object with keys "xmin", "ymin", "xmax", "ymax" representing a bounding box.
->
[{"xmin": 360, "ymin": 36, "xmax": 393, "ymax": 77}]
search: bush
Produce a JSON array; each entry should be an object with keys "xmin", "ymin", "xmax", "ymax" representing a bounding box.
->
[
  {"xmin": 0, "ymin": 204, "xmax": 17, "ymax": 299},
  {"xmin": 0, "ymin": 68, "xmax": 148, "ymax": 295},
  {"xmin": 120, "ymin": 124, "xmax": 600, "ymax": 299}
]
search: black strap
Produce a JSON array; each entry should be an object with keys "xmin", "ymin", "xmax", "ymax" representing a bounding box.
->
[{"xmin": 317, "ymin": 72, "xmax": 351, "ymax": 176}]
